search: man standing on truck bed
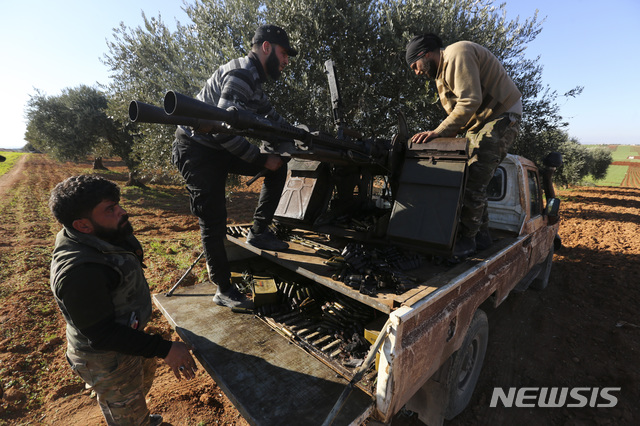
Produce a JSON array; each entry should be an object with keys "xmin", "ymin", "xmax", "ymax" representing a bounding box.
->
[
  {"xmin": 49, "ymin": 175, "xmax": 197, "ymax": 426},
  {"xmin": 405, "ymin": 33, "xmax": 522, "ymax": 257},
  {"xmin": 172, "ymin": 24, "xmax": 297, "ymax": 308}
]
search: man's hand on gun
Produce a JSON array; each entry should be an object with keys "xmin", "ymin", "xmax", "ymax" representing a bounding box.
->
[
  {"xmin": 411, "ymin": 130, "xmax": 440, "ymax": 144},
  {"xmin": 264, "ymin": 154, "xmax": 285, "ymax": 171}
]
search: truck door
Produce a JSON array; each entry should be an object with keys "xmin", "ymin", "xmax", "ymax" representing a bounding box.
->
[{"xmin": 522, "ymin": 166, "xmax": 552, "ymax": 267}]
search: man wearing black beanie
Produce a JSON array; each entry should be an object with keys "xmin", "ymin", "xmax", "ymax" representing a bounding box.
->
[{"xmin": 405, "ymin": 33, "xmax": 522, "ymax": 257}]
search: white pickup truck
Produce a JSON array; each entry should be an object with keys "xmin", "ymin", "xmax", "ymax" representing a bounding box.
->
[{"xmin": 153, "ymin": 146, "xmax": 561, "ymax": 425}]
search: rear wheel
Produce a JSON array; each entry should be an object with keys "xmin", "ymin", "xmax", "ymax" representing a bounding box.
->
[{"xmin": 444, "ymin": 309, "xmax": 489, "ymax": 420}]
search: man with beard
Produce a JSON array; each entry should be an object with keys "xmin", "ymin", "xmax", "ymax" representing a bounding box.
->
[
  {"xmin": 172, "ymin": 24, "xmax": 297, "ymax": 308},
  {"xmin": 49, "ymin": 175, "xmax": 197, "ymax": 426},
  {"xmin": 405, "ymin": 33, "xmax": 522, "ymax": 257}
]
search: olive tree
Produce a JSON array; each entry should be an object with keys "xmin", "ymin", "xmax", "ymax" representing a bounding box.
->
[
  {"xmin": 24, "ymin": 85, "xmax": 141, "ymax": 184},
  {"xmin": 25, "ymin": 86, "xmax": 108, "ymax": 163},
  {"xmin": 103, "ymin": 0, "xmax": 582, "ymax": 180},
  {"xmin": 102, "ymin": 11, "xmax": 203, "ymax": 180},
  {"xmin": 585, "ymin": 146, "xmax": 613, "ymax": 180},
  {"xmin": 533, "ymin": 131, "xmax": 613, "ymax": 187}
]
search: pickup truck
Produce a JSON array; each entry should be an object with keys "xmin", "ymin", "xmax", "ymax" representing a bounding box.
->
[{"xmin": 152, "ymin": 146, "xmax": 561, "ymax": 425}]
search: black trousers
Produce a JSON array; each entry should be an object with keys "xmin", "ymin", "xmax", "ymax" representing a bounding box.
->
[{"xmin": 172, "ymin": 139, "xmax": 287, "ymax": 290}]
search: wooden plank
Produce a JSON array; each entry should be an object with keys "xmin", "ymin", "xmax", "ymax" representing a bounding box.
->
[
  {"xmin": 153, "ymin": 282, "xmax": 373, "ymax": 426},
  {"xmin": 225, "ymin": 228, "xmax": 479, "ymax": 312},
  {"xmin": 227, "ymin": 234, "xmax": 397, "ymax": 313}
]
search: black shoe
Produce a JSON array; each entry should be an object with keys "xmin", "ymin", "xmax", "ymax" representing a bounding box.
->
[
  {"xmin": 246, "ymin": 229, "xmax": 289, "ymax": 251},
  {"xmin": 475, "ymin": 229, "xmax": 493, "ymax": 251},
  {"xmin": 453, "ymin": 236, "xmax": 476, "ymax": 258},
  {"xmin": 213, "ymin": 287, "xmax": 253, "ymax": 309},
  {"xmin": 150, "ymin": 414, "xmax": 163, "ymax": 426}
]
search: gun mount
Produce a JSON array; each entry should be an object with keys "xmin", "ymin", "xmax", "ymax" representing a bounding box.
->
[{"xmin": 130, "ymin": 64, "xmax": 471, "ymax": 255}]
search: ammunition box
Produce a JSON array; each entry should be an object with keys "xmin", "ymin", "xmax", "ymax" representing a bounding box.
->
[
  {"xmin": 364, "ymin": 316, "xmax": 388, "ymax": 344},
  {"xmin": 365, "ymin": 316, "xmax": 388, "ymax": 371},
  {"xmin": 230, "ymin": 272, "xmax": 244, "ymax": 286},
  {"xmin": 252, "ymin": 276, "xmax": 279, "ymax": 307},
  {"xmin": 386, "ymin": 139, "xmax": 469, "ymax": 255},
  {"xmin": 274, "ymin": 159, "xmax": 333, "ymax": 225}
]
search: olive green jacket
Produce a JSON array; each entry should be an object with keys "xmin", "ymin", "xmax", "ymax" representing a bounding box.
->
[{"xmin": 50, "ymin": 227, "xmax": 152, "ymax": 353}]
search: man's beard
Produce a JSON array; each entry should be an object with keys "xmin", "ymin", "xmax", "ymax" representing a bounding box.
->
[
  {"xmin": 92, "ymin": 215, "xmax": 134, "ymax": 243},
  {"xmin": 266, "ymin": 50, "xmax": 281, "ymax": 80},
  {"xmin": 424, "ymin": 58, "xmax": 438, "ymax": 80}
]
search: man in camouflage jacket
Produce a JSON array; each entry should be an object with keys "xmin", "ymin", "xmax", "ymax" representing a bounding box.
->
[{"xmin": 50, "ymin": 175, "xmax": 197, "ymax": 425}]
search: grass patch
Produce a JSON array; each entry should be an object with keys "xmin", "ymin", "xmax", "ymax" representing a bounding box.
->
[
  {"xmin": 141, "ymin": 236, "xmax": 204, "ymax": 290},
  {"xmin": 610, "ymin": 145, "xmax": 640, "ymax": 162},
  {"xmin": 0, "ymin": 151, "xmax": 26, "ymax": 176},
  {"xmin": 591, "ymin": 165, "xmax": 628, "ymax": 187},
  {"xmin": 122, "ymin": 184, "xmax": 189, "ymax": 211},
  {"xmin": 144, "ymin": 237, "xmax": 200, "ymax": 265},
  {"xmin": 1, "ymin": 246, "xmax": 53, "ymax": 294}
]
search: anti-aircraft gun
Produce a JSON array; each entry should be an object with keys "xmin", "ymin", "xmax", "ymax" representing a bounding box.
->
[{"xmin": 129, "ymin": 61, "xmax": 471, "ymax": 255}]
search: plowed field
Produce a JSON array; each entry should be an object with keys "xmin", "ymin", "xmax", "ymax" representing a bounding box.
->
[
  {"xmin": 1, "ymin": 154, "xmax": 638, "ymax": 425},
  {"xmin": 619, "ymin": 164, "xmax": 640, "ymax": 188}
]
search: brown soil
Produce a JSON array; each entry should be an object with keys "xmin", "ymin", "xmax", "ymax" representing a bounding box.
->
[
  {"xmin": 0, "ymin": 154, "xmax": 638, "ymax": 425},
  {"xmin": 615, "ymin": 163, "xmax": 640, "ymax": 188}
]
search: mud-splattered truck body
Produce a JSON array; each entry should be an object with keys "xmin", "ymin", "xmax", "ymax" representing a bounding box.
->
[{"xmin": 153, "ymin": 152, "xmax": 560, "ymax": 425}]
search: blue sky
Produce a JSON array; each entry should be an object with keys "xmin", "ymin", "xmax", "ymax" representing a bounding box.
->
[{"xmin": 1, "ymin": 0, "xmax": 638, "ymax": 149}]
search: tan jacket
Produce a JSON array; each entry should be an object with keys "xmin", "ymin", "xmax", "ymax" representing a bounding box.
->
[{"xmin": 434, "ymin": 41, "xmax": 521, "ymax": 136}]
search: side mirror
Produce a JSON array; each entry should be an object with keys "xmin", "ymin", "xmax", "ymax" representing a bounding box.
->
[{"xmin": 545, "ymin": 197, "xmax": 561, "ymax": 225}]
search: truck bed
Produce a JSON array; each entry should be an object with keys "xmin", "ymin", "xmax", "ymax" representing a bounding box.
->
[
  {"xmin": 225, "ymin": 226, "xmax": 516, "ymax": 313},
  {"xmin": 152, "ymin": 281, "xmax": 373, "ymax": 425},
  {"xmin": 153, "ymin": 226, "xmax": 523, "ymax": 425}
]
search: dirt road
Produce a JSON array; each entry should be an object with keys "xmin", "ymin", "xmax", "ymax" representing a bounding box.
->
[{"xmin": 0, "ymin": 154, "xmax": 638, "ymax": 425}]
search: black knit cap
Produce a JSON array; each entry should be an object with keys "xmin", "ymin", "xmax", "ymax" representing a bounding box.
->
[
  {"xmin": 252, "ymin": 24, "xmax": 298, "ymax": 56},
  {"xmin": 405, "ymin": 33, "xmax": 443, "ymax": 66}
]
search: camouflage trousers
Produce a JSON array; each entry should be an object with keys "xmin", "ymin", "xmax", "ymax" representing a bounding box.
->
[
  {"xmin": 460, "ymin": 112, "xmax": 521, "ymax": 238},
  {"xmin": 66, "ymin": 346, "xmax": 157, "ymax": 425}
]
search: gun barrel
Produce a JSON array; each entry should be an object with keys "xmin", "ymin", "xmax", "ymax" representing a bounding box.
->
[
  {"xmin": 129, "ymin": 101, "xmax": 185, "ymax": 125},
  {"xmin": 129, "ymin": 100, "xmax": 225, "ymax": 133},
  {"xmin": 131, "ymin": 91, "xmax": 391, "ymax": 168},
  {"xmin": 168, "ymin": 92, "xmax": 368, "ymax": 151},
  {"xmin": 164, "ymin": 91, "xmax": 235, "ymax": 124},
  {"xmin": 164, "ymin": 91, "xmax": 307, "ymax": 139}
]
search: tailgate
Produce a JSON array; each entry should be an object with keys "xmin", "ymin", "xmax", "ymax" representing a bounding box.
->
[{"xmin": 153, "ymin": 282, "xmax": 373, "ymax": 425}]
